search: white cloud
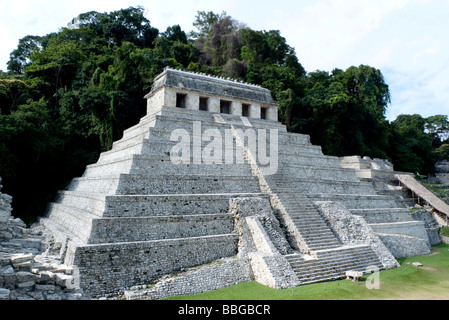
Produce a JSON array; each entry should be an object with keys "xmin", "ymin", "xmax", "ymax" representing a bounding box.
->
[
  {"xmin": 1, "ymin": 0, "xmax": 448, "ymax": 121},
  {"xmin": 275, "ymin": 0, "xmax": 411, "ymax": 71}
]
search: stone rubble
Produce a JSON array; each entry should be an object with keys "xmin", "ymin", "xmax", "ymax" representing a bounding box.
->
[{"xmin": 0, "ymin": 177, "xmax": 86, "ymax": 300}]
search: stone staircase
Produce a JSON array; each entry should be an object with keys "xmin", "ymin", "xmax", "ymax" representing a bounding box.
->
[
  {"xmin": 263, "ymin": 177, "xmax": 341, "ymax": 252},
  {"xmin": 235, "ymin": 128, "xmax": 387, "ymax": 285},
  {"xmin": 268, "ymin": 146, "xmax": 432, "ymax": 259},
  {"xmin": 286, "ymin": 245, "xmax": 383, "ymax": 285},
  {"xmin": 396, "ymin": 173, "xmax": 449, "ymax": 226}
]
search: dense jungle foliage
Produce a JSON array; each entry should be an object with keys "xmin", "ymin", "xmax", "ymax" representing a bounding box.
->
[{"xmin": 1, "ymin": 7, "xmax": 448, "ymax": 223}]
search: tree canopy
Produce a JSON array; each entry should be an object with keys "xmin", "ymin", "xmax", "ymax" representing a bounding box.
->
[{"xmin": 0, "ymin": 7, "xmax": 446, "ymax": 223}]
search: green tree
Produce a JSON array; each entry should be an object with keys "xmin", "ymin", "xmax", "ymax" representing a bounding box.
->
[
  {"xmin": 300, "ymin": 65, "xmax": 391, "ymax": 158},
  {"xmin": 0, "ymin": 74, "xmax": 33, "ymax": 114},
  {"xmin": 190, "ymin": 11, "xmax": 227, "ymax": 40},
  {"xmin": 7, "ymin": 35, "xmax": 43, "ymax": 75},
  {"xmin": 389, "ymin": 114, "xmax": 435, "ymax": 173},
  {"xmin": 75, "ymin": 6, "xmax": 159, "ymax": 48},
  {"xmin": 26, "ymin": 36, "xmax": 87, "ymax": 105},
  {"xmin": 425, "ymin": 115, "xmax": 449, "ymax": 142}
]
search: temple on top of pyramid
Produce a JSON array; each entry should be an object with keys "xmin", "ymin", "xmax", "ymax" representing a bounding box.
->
[
  {"xmin": 144, "ymin": 67, "xmax": 279, "ymax": 121},
  {"xmin": 35, "ymin": 67, "xmax": 440, "ymax": 298}
]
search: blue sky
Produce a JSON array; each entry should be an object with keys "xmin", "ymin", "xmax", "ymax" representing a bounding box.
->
[{"xmin": 1, "ymin": 0, "xmax": 448, "ymax": 121}]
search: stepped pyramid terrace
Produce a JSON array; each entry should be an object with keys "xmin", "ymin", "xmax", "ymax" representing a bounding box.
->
[{"xmin": 37, "ymin": 67, "xmax": 439, "ymax": 298}]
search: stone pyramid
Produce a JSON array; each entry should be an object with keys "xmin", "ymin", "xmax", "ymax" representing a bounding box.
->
[{"xmin": 38, "ymin": 68, "xmax": 430, "ymax": 297}]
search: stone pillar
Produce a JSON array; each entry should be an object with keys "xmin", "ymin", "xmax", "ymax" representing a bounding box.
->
[
  {"xmin": 209, "ymin": 97, "xmax": 220, "ymax": 113},
  {"xmin": 164, "ymin": 89, "xmax": 176, "ymax": 108},
  {"xmin": 231, "ymin": 101, "xmax": 242, "ymax": 116},
  {"xmin": 146, "ymin": 88, "xmax": 165, "ymax": 114},
  {"xmin": 267, "ymin": 106, "xmax": 278, "ymax": 122},
  {"xmin": 186, "ymin": 93, "xmax": 199, "ymax": 110},
  {"xmin": 249, "ymin": 104, "xmax": 261, "ymax": 119}
]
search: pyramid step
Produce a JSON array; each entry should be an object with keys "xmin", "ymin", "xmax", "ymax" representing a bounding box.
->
[
  {"xmin": 103, "ymin": 193, "xmax": 269, "ymax": 217},
  {"xmin": 277, "ymin": 132, "xmax": 311, "ymax": 145},
  {"xmin": 114, "ymin": 175, "xmax": 261, "ymax": 195},
  {"xmin": 268, "ymin": 167, "xmax": 362, "ymax": 183},
  {"xmin": 99, "ymin": 139, "xmax": 148, "ymax": 163},
  {"xmin": 296, "ymin": 254, "xmax": 381, "ymax": 269},
  {"xmin": 287, "ymin": 209, "xmax": 326, "ymax": 217},
  {"xmin": 286, "ymin": 246, "xmax": 383, "ymax": 284},
  {"xmin": 298, "ymin": 233, "xmax": 340, "ymax": 241},
  {"xmin": 293, "ymin": 228, "xmax": 337, "ymax": 237},
  {"xmin": 111, "ymin": 132, "xmax": 149, "ymax": 153},
  {"xmin": 292, "ymin": 227, "xmax": 334, "ymax": 236},
  {"xmin": 295, "ymin": 181, "xmax": 375, "ymax": 195},
  {"xmin": 83, "ymin": 155, "xmax": 135, "ymax": 178},
  {"xmin": 38, "ymin": 217, "xmax": 85, "ymax": 249},
  {"xmin": 83, "ymin": 154, "xmax": 254, "ymax": 178},
  {"xmin": 276, "ymin": 146, "xmax": 324, "ymax": 157},
  {"xmin": 306, "ymin": 243, "xmax": 341, "ymax": 251},
  {"xmin": 277, "ymin": 202, "xmax": 316, "ymax": 209},
  {"xmin": 293, "ymin": 260, "xmax": 382, "ymax": 274},
  {"xmin": 289, "ymin": 215, "xmax": 327, "ymax": 222},
  {"xmin": 67, "ymin": 174, "xmax": 262, "ymax": 195},
  {"xmin": 289, "ymin": 215, "xmax": 330, "ymax": 223},
  {"xmin": 277, "ymin": 154, "xmax": 342, "ymax": 168},
  {"xmin": 315, "ymin": 246, "xmax": 380, "ymax": 260},
  {"xmin": 43, "ymin": 203, "xmax": 95, "ymax": 243},
  {"xmin": 120, "ymin": 113, "xmax": 158, "ymax": 140},
  {"xmin": 88, "ymin": 213, "xmax": 234, "ymax": 244},
  {"xmin": 307, "ymin": 194, "xmax": 401, "ymax": 210},
  {"xmin": 147, "ymin": 120, "xmax": 286, "ymax": 145},
  {"xmin": 67, "ymin": 175, "xmax": 121, "ymax": 194},
  {"xmin": 349, "ymin": 208, "xmax": 415, "ymax": 224},
  {"xmin": 299, "ymin": 275, "xmax": 345, "ymax": 285},
  {"xmin": 55, "ymin": 191, "xmax": 106, "ymax": 215},
  {"xmin": 283, "ymin": 208, "xmax": 318, "ymax": 213}
]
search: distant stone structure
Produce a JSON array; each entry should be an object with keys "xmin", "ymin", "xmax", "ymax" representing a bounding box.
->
[
  {"xmin": 24, "ymin": 68, "xmax": 442, "ymax": 298},
  {"xmin": 433, "ymin": 160, "xmax": 449, "ymax": 184},
  {"xmin": 340, "ymin": 156, "xmax": 440, "ymax": 257}
]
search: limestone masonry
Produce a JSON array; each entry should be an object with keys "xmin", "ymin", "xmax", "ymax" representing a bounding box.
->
[
  {"xmin": 1, "ymin": 67, "xmax": 446, "ymax": 299},
  {"xmin": 0, "ymin": 178, "xmax": 85, "ymax": 300}
]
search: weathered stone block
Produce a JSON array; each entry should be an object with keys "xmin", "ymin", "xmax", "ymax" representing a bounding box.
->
[
  {"xmin": 0, "ymin": 288, "xmax": 10, "ymax": 300},
  {"xmin": 15, "ymin": 271, "xmax": 36, "ymax": 283}
]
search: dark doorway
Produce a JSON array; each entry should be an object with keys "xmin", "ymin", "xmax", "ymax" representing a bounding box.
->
[
  {"xmin": 200, "ymin": 97, "xmax": 209, "ymax": 111},
  {"xmin": 220, "ymin": 100, "xmax": 231, "ymax": 114},
  {"xmin": 176, "ymin": 93, "xmax": 187, "ymax": 108},
  {"xmin": 242, "ymin": 104, "xmax": 250, "ymax": 117},
  {"xmin": 261, "ymin": 107, "xmax": 267, "ymax": 120}
]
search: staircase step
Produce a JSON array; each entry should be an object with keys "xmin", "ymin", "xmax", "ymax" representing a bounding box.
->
[{"xmin": 285, "ymin": 245, "xmax": 383, "ymax": 286}]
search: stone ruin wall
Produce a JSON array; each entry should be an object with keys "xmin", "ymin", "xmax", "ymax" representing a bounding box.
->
[
  {"xmin": 432, "ymin": 160, "xmax": 449, "ymax": 185},
  {"xmin": 0, "ymin": 178, "xmax": 85, "ymax": 300},
  {"xmin": 339, "ymin": 155, "xmax": 442, "ymax": 254}
]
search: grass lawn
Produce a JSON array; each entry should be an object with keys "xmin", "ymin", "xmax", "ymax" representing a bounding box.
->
[{"xmin": 165, "ymin": 243, "xmax": 449, "ymax": 300}]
